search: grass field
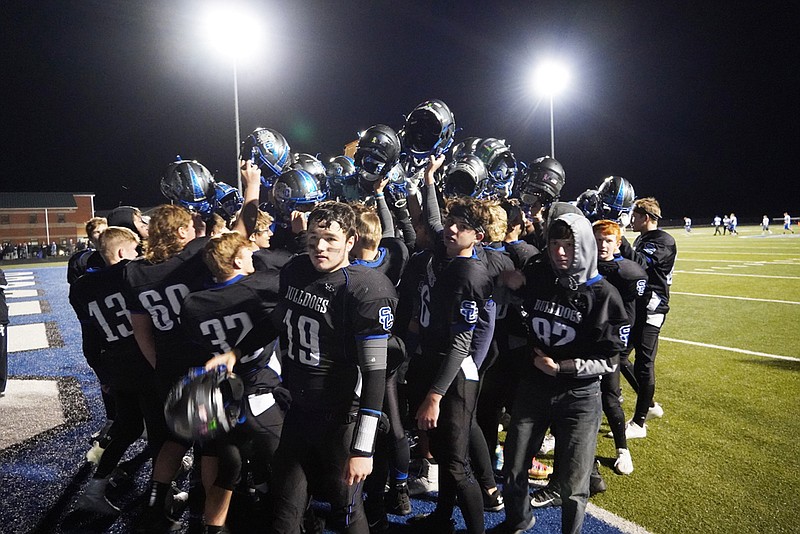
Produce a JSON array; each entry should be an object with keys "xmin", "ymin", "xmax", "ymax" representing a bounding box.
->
[{"xmin": 584, "ymin": 224, "xmax": 800, "ymax": 534}]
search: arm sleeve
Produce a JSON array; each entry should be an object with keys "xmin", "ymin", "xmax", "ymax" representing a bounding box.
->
[
  {"xmin": 619, "ymin": 236, "xmax": 647, "ymax": 269},
  {"xmin": 429, "ymin": 328, "xmax": 474, "ymax": 395},
  {"xmin": 375, "ymin": 195, "xmax": 396, "ymax": 239},
  {"xmin": 355, "ymin": 336, "xmax": 388, "ymax": 412},
  {"xmin": 422, "ymin": 184, "xmax": 443, "ymax": 235}
]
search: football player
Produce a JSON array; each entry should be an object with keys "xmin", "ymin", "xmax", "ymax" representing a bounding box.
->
[
  {"xmin": 67, "ymin": 216, "xmax": 108, "ymax": 284},
  {"xmin": 69, "ymin": 227, "xmax": 163, "ymax": 515},
  {"xmin": 402, "ymin": 158, "xmax": 493, "ymax": 534},
  {"xmin": 254, "ymin": 201, "xmax": 397, "ymax": 533},
  {"xmin": 180, "ymin": 232, "xmax": 287, "ymax": 533},
  {"xmin": 619, "ymin": 197, "xmax": 677, "ymax": 439},
  {"xmin": 594, "ymin": 220, "xmax": 648, "ymax": 474}
]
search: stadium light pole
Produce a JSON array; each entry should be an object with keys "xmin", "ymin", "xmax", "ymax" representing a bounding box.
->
[
  {"xmin": 533, "ymin": 60, "xmax": 570, "ymax": 158},
  {"xmin": 204, "ymin": 5, "xmax": 264, "ymax": 192}
]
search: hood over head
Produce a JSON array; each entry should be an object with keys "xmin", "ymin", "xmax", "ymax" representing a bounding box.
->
[{"xmin": 546, "ymin": 211, "xmax": 598, "ymax": 287}]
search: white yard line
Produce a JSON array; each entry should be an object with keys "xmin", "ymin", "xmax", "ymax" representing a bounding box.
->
[
  {"xmin": 673, "ymin": 270, "xmax": 800, "ymax": 280},
  {"xmin": 587, "ymin": 504, "xmax": 654, "ymax": 534},
  {"xmin": 661, "ymin": 337, "xmax": 800, "ymax": 362},
  {"xmin": 671, "ymin": 291, "xmax": 800, "ymax": 305}
]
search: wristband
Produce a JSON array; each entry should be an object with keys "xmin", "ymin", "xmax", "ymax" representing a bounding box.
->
[
  {"xmin": 374, "ymin": 192, "xmax": 384, "ymax": 198},
  {"xmin": 350, "ymin": 409, "xmax": 381, "ymax": 456}
]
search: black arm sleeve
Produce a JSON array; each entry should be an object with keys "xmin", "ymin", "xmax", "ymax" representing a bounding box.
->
[
  {"xmin": 429, "ymin": 328, "xmax": 474, "ymax": 395},
  {"xmin": 375, "ymin": 195, "xmax": 396, "ymax": 239},
  {"xmin": 422, "ymin": 184, "xmax": 444, "ymax": 235}
]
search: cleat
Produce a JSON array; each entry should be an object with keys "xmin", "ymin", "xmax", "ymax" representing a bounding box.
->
[
  {"xmin": 625, "ymin": 421, "xmax": 647, "ymax": 439},
  {"xmin": 483, "ymin": 488, "xmax": 504, "ymax": 512},
  {"xmin": 590, "ymin": 460, "xmax": 607, "ymax": 496},
  {"xmin": 614, "ymin": 448, "xmax": 634, "ymax": 475},
  {"xmin": 530, "ymin": 486, "xmax": 561, "ymax": 508},
  {"xmin": 487, "ymin": 516, "xmax": 536, "ymax": 533},
  {"xmin": 407, "ymin": 459, "xmax": 438, "ymax": 495},
  {"xmin": 75, "ymin": 478, "xmax": 120, "ymax": 516},
  {"xmin": 387, "ymin": 483, "xmax": 412, "ymax": 516},
  {"xmin": 646, "ymin": 402, "xmax": 664, "ymax": 420},
  {"xmin": 527, "ymin": 457, "xmax": 553, "ymax": 481},
  {"xmin": 538, "ymin": 434, "xmax": 555, "ymax": 456}
]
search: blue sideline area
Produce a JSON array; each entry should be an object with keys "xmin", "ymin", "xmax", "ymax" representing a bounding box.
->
[{"xmin": 0, "ymin": 266, "xmax": 629, "ymax": 534}]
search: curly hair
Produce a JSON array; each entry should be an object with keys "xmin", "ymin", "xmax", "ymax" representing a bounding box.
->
[
  {"xmin": 482, "ymin": 198, "xmax": 508, "ymax": 243},
  {"xmin": 444, "ymin": 196, "xmax": 493, "ymax": 237},
  {"xmin": 144, "ymin": 204, "xmax": 193, "ymax": 264}
]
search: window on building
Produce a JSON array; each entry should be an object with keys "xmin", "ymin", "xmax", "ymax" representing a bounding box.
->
[
  {"xmin": 57, "ymin": 213, "xmax": 66, "ymax": 223},
  {"xmin": 29, "ymin": 214, "xmax": 38, "ymax": 224},
  {"xmin": 0, "ymin": 215, "xmax": 9, "ymax": 224}
]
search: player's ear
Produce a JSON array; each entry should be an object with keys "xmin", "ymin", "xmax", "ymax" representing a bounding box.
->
[{"xmin": 474, "ymin": 230, "xmax": 485, "ymax": 244}]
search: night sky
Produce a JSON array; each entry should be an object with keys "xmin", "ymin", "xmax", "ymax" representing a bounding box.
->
[{"xmin": 2, "ymin": 0, "xmax": 798, "ymax": 222}]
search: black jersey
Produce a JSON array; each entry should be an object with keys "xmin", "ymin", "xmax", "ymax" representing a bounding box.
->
[
  {"xmin": 67, "ymin": 248, "xmax": 105, "ymax": 284},
  {"xmin": 350, "ymin": 237, "xmax": 409, "ymax": 286},
  {"xmin": 253, "ymin": 248, "xmax": 294, "ymax": 274},
  {"xmin": 623, "ymin": 229, "xmax": 676, "ymax": 314},
  {"xmin": 0, "ymin": 268, "xmax": 7, "ymax": 324},
  {"xmin": 181, "ymin": 271, "xmax": 282, "ymax": 385},
  {"xmin": 68, "ymin": 260, "xmax": 153, "ymax": 388},
  {"xmin": 122, "ymin": 237, "xmax": 211, "ymax": 359},
  {"xmin": 416, "ymin": 246, "xmax": 493, "ymax": 359},
  {"xmin": 504, "ymin": 239, "xmax": 541, "ymax": 270},
  {"xmin": 277, "ymin": 255, "xmax": 398, "ymax": 413},
  {"xmin": 522, "ymin": 260, "xmax": 628, "ymax": 386},
  {"xmin": 598, "ymin": 255, "xmax": 648, "ymax": 327}
]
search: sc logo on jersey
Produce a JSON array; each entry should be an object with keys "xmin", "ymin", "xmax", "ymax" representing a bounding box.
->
[
  {"xmin": 636, "ymin": 279, "xmax": 646, "ymax": 297},
  {"xmin": 643, "ymin": 243, "xmax": 657, "ymax": 256},
  {"xmin": 460, "ymin": 300, "xmax": 479, "ymax": 324},
  {"xmin": 379, "ymin": 306, "xmax": 394, "ymax": 331}
]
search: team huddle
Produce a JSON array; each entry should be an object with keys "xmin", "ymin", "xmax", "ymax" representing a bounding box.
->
[{"xmin": 66, "ymin": 99, "xmax": 677, "ymax": 534}]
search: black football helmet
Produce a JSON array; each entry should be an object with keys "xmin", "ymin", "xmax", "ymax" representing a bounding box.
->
[
  {"xmin": 290, "ymin": 153, "xmax": 328, "ymax": 193},
  {"xmin": 354, "ymin": 124, "xmax": 402, "ymax": 182},
  {"xmin": 213, "ymin": 182, "xmax": 243, "ymax": 222},
  {"xmin": 443, "ymin": 154, "xmax": 489, "ymax": 198},
  {"xmin": 271, "ymin": 169, "xmax": 327, "ymax": 222},
  {"xmin": 474, "ymin": 138, "xmax": 517, "ymax": 198},
  {"xmin": 240, "ymin": 128, "xmax": 291, "ymax": 188},
  {"xmin": 160, "ymin": 159, "xmax": 217, "ymax": 217},
  {"xmin": 400, "ymin": 99, "xmax": 456, "ymax": 167},
  {"xmin": 450, "ymin": 137, "xmax": 483, "ymax": 160},
  {"xmin": 576, "ymin": 189, "xmax": 601, "ymax": 221},
  {"xmin": 326, "ymin": 155, "xmax": 359, "ymax": 202},
  {"xmin": 164, "ymin": 366, "xmax": 244, "ymax": 443},
  {"xmin": 597, "ymin": 175, "xmax": 636, "ymax": 222},
  {"xmin": 517, "ymin": 156, "xmax": 565, "ymax": 207}
]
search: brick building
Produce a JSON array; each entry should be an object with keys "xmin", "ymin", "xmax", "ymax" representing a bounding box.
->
[{"xmin": 0, "ymin": 192, "xmax": 96, "ymax": 249}]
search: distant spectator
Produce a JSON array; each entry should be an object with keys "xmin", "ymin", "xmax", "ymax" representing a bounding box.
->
[
  {"xmin": 683, "ymin": 216, "xmax": 692, "ymax": 234},
  {"xmin": 713, "ymin": 215, "xmax": 722, "ymax": 235}
]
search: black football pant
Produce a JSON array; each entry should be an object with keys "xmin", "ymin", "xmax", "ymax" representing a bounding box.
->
[
  {"xmin": 0, "ymin": 321, "xmax": 7, "ymax": 393},
  {"xmin": 630, "ymin": 318, "xmax": 663, "ymax": 427},
  {"xmin": 270, "ymin": 409, "xmax": 368, "ymax": 534},
  {"xmin": 600, "ymin": 358, "xmax": 627, "ymax": 450}
]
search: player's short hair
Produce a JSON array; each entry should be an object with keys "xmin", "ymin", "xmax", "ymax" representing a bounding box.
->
[
  {"xmin": 482, "ymin": 198, "xmax": 508, "ymax": 243},
  {"xmin": 308, "ymin": 201, "xmax": 356, "ymax": 238},
  {"xmin": 203, "ymin": 232, "xmax": 253, "ymax": 280},
  {"xmin": 633, "ymin": 197, "xmax": 662, "ymax": 220},
  {"xmin": 85, "ymin": 217, "xmax": 108, "ymax": 238},
  {"xmin": 592, "ymin": 219, "xmax": 622, "ymax": 243},
  {"xmin": 206, "ymin": 213, "xmax": 228, "ymax": 237},
  {"xmin": 145, "ymin": 204, "xmax": 193, "ymax": 264},
  {"xmin": 350, "ymin": 203, "xmax": 382, "ymax": 250},
  {"xmin": 98, "ymin": 226, "xmax": 140, "ymax": 263},
  {"xmin": 444, "ymin": 196, "xmax": 492, "ymax": 237},
  {"xmin": 548, "ymin": 219, "xmax": 574, "ymax": 241},
  {"xmin": 254, "ymin": 210, "xmax": 273, "ymax": 233}
]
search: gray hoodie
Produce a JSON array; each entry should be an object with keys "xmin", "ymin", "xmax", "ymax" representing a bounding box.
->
[{"xmin": 547, "ymin": 211, "xmax": 599, "ymax": 288}]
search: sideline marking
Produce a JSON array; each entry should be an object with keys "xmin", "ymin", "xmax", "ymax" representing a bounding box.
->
[
  {"xmin": 661, "ymin": 337, "xmax": 800, "ymax": 362},
  {"xmin": 671, "ymin": 291, "xmax": 800, "ymax": 305},
  {"xmin": 8, "ymin": 301, "xmax": 43, "ymax": 316},
  {"xmin": 8, "ymin": 323, "xmax": 50, "ymax": 352},
  {"xmin": 587, "ymin": 503, "xmax": 654, "ymax": 534},
  {"xmin": 674, "ymin": 270, "xmax": 800, "ymax": 280}
]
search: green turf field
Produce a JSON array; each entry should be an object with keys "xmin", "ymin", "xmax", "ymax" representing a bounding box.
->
[{"xmin": 583, "ymin": 224, "xmax": 800, "ymax": 534}]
